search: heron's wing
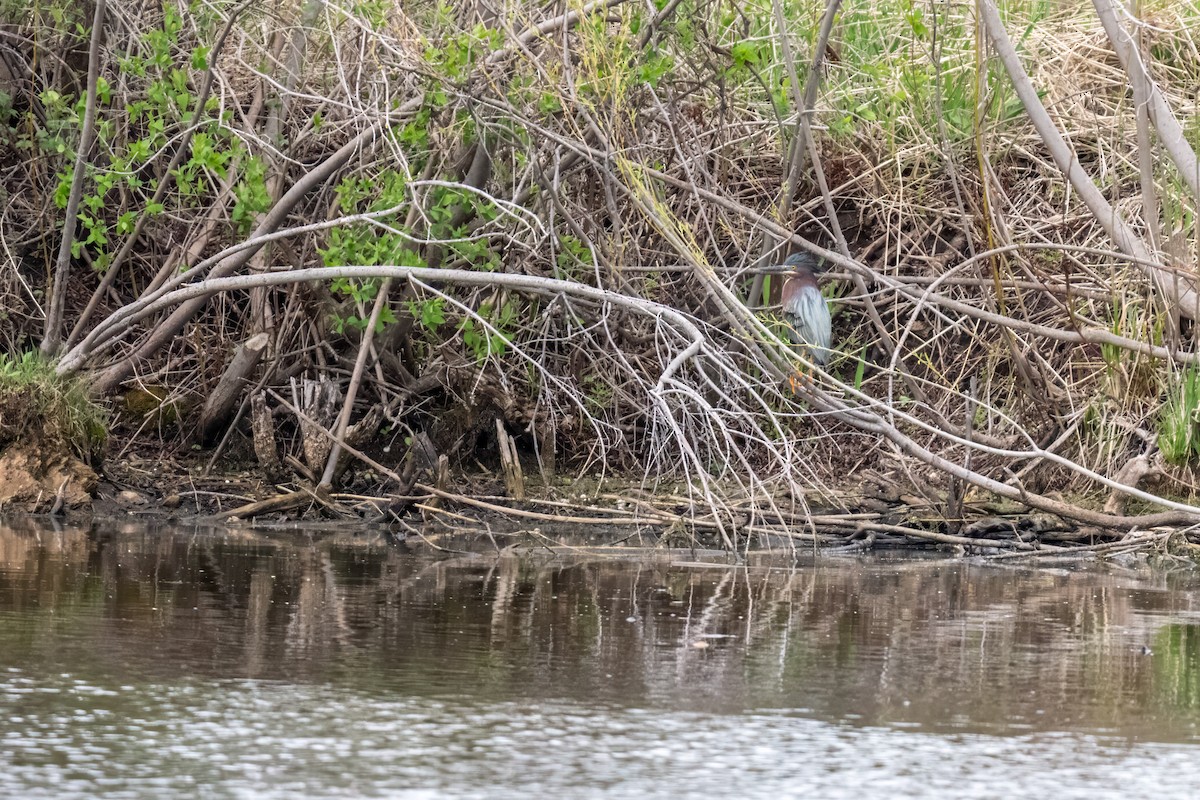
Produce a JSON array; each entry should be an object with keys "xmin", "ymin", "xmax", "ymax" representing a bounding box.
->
[{"xmin": 783, "ymin": 286, "xmax": 832, "ymax": 365}]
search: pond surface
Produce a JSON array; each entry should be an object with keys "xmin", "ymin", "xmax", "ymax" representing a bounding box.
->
[{"xmin": 3, "ymin": 520, "xmax": 1200, "ymax": 798}]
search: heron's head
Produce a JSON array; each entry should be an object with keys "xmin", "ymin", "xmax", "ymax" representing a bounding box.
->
[{"xmin": 782, "ymin": 252, "xmax": 828, "ymax": 276}]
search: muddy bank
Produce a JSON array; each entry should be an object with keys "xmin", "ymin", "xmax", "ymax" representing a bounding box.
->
[
  {"xmin": 3, "ymin": 429, "xmax": 1193, "ymax": 562},
  {"xmin": 0, "ymin": 443, "xmax": 97, "ymax": 513}
]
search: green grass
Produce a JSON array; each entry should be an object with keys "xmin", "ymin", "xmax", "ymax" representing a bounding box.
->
[
  {"xmin": 1158, "ymin": 366, "xmax": 1200, "ymax": 465},
  {"xmin": 0, "ymin": 352, "xmax": 107, "ymax": 461}
]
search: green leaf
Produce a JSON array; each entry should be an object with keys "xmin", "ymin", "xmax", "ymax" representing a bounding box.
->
[
  {"xmin": 116, "ymin": 211, "xmax": 138, "ymax": 235},
  {"xmin": 730, "ymin": 41, "xmax": 761, "ymax": 70}
]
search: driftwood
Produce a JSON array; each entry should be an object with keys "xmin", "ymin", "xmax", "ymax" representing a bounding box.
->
[
  {"xmin": 196, "ymin": 332, "xmax": 270, "ymax": 445},
  {"xmin": 210, "ymin": 490, "xmax": 310, "ymax": 521}
]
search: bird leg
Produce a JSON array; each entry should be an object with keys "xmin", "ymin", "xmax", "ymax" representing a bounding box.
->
[{"xmin": 787, "ymin": 364, "xmax": 813, "ymax": 394}]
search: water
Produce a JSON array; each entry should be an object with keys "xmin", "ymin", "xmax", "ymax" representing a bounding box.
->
[{"xmin": 3, "ymin": 520, "xmax": 1200, "ymax": 797}]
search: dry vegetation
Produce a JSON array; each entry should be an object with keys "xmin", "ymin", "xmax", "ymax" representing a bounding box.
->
[{"xmin": 2, "ymin": 0, "xmax": 1200, "ymax": 552}]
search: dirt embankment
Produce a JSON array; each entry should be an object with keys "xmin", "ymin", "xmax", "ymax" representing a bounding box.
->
[{"xmin": 0, "ymin": 443, "xmax": 97, "ymax": 512}]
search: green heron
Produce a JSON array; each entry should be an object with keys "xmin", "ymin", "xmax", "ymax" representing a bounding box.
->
[{"xmin": 779, "ymin": 252, "xmax": 831, "ymax": 390}]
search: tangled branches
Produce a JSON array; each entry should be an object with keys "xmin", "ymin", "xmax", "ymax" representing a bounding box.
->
[{"xmin": 3, "ymin": 0, "xmax": 1200, "ymax": 547}]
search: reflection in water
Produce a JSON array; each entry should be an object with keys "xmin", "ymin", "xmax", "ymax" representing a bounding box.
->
[{"xmin": 2, "ymin": 520, "xmax": 1200, "ymax": 798}]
